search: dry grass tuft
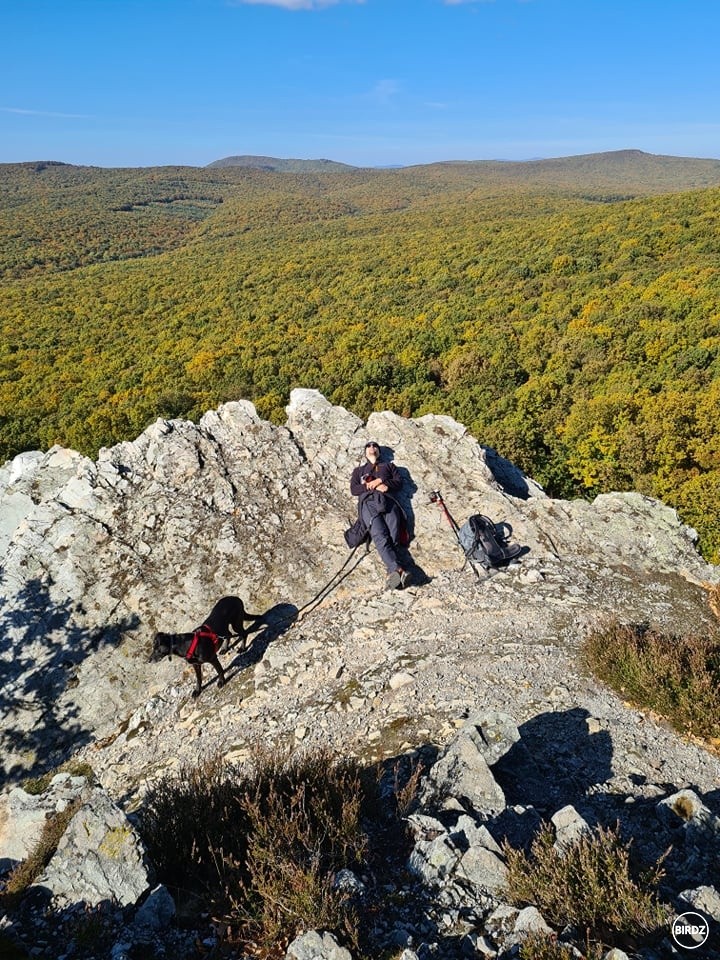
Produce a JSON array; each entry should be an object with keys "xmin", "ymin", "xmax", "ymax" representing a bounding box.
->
[
  {"xmin": 703, "ymin": 581, "xmax": 720, "ymax": 620},
  {"xmin": 583, "ymin": 619, "xmax": 720, "ymax": 740},
  {"xmin": 1, "ymin": 798, "xmax": 82, "ymax": 906},
  {"xmin": 140, "ymin": 746, "xmax": 371, "ymax": 956}
]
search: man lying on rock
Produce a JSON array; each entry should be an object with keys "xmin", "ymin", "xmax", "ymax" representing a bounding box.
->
[{"xmin": 350, "ymin": 440, "xmax": 412, "ymax": 590}]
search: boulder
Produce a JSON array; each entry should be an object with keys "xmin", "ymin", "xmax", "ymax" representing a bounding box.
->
[
  {"xmin": 678, "ymin": 884, "xmax": 720, "ymax": 922},
  {"xmin": 130, "ymin": 883, "xmax": 176, "ymax": 939},
  {"xmin": 422, "ymin": 713, "xmax": 525, "ymax": 817},
  {"xmin": 286, "ymin": 929, "xmax": 354, "ymax": 960},
  {"xmin": 34, "ymin": 789, "xmax": 152, "ymax": 907},
  {"xmin": 551, "ymin": 804, "xmax": 591, "ymax": 850}
]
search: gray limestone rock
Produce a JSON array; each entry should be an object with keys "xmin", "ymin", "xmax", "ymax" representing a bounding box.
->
[
  {"xmin": 0, "ymin": 774, "xmax": 90, "ymax": 870},
  {"xmin": 513, "ymin": 905, "xmax": 554, "ymax": 936},
  {"xmin": 409, "ymin": 833, "xmax": 460, "ymax": 884},
  {"xmin": 2, "ymin": 391, "xmax": 720, "ymax": 960},
  {"xmin": 1, "ymin": 390, "xmax": 717, "ymax": 787},
  {"xmin": 420, "ymin": 726, "xmax": 507, "ymax": 815},
  {"xmin": 678, "ymin": 884, "xmax": 720, "ymax": 922},
  {"xmin": 408, "ymin": 806, "xmax": 507, "ymax": 895},
  {"xmin": 285, "ymin": 929, "xmax": 354, "ymax": 960},
  {"xmin": 551, "ymin": 804, "xmax": 591, "ymax": 850},
  {"xmin": 455, "ymin": 843, "xmax": 508, "ymax": 895},
  {"xmin": 34, "ymin": 788, "xmax": 152, "ymax": 907},
  {"xmin": 460, "ymin": 712, "xmax": 521, "ymax": 766},
  {"xmin": 657, "ymin": 788, "xmax": 720, "ymax": 847},
  {"xmin": 130, "ymin": 883, "xmax": 177, "ymax": 939},
  {"xmin": 450, "ymin": 815, "xmax": 504, "ymax": 856},
  {"xmin": 657, "ymin": 788, "xmax": 706, "ymax": 825}
]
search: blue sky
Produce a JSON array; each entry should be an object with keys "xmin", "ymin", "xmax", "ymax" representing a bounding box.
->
[{"xmin": 1, "ymin": 0, "xmax": 718, "ymax": 168}]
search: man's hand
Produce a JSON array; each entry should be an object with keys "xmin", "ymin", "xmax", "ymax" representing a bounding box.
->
[{"xmin": 366, "ymin": 478, "xmax": 388, "ymax": 492}]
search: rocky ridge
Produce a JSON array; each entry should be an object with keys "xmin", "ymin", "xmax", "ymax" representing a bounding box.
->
[{"xmin": 1, "ymin": 389, "xmax": 720, "ymax": 958}]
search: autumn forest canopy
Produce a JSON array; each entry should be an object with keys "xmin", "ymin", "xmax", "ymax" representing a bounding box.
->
[{"xmin": 1, "ymin": 150, "xmax": 719, "ymax": 560}]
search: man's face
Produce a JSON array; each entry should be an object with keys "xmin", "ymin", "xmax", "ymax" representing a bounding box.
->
[{"xmin": 365, "ymin": 443, "xmax": 379, "ymax": 463}]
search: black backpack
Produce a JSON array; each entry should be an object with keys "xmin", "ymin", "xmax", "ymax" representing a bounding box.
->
[{"xmin": 457, "ymin": 514, "xmax": 523, "ymax": 570}]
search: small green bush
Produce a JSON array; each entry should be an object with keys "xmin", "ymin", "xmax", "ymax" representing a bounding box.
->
[
  {"xmin": 503, "ymin": 823, "xmax": 669, "ymax": 950},
  {"xmin": 583, "ymin": 620, "xmax": 720, "ymax": 740},
  {"xmin": 22, "ymin": 760, "xmax": 95, "ymax": 796},
  {"xmin": 65, "ymin": 905, "xmax": 116, "ymax": 957}
]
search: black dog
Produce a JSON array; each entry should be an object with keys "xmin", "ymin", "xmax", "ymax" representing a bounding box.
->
[{"xmin": 150, "ymin": 595, "xmax": 261, "ymax": 698}]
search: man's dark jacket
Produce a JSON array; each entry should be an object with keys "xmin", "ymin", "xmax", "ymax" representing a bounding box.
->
[
  {"xmin": 350, "ymin": 459, "xmax": 403, "ymax": 500},
  {"xmin": 346, "ymin": 459, "xmax": 407, "ymax": 547}
]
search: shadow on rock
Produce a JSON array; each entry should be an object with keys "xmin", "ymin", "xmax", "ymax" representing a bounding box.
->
[
  {"xmin": 226, "ymin": 603, "xmax": 299, "ymax": 679},
  {"xmin": 483, "ymin": 446, "xmax": 535, "ymax": 499},
  {"xmin": 0, "ymin": 575, "xmax": 140, "ymax": 789},
  {"xmin": 492, "ymin": 707, "xmax": 614, "ymax": 813}
]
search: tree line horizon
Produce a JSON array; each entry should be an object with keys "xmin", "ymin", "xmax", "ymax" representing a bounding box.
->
[{"xmin": 1, "ymin": 155, "xmax": 718, "ymax": 560}]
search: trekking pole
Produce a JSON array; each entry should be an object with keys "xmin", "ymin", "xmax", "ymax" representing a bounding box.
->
[{"xmin": 429, "ymin": 490, "xmax": 483, "ymax": 581}]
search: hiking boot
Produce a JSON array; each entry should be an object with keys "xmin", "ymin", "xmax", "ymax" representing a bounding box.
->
[
  {"xmin": 399, "ymin": 569, "xmax": 413, "ymax": 589},
  {"xmin": 385, "ymin": 570, "xmax": 402, "ymax": 590}
]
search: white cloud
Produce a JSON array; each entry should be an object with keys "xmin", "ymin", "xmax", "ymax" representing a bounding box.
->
[{"xmin": 1, "ymin": 107, "xmax": 91, "ymax": 119}]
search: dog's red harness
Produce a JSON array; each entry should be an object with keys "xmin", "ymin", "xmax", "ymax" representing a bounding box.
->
[{"xmin": 185, "ymin": 624, "xmax": 220, "ymax": 661}]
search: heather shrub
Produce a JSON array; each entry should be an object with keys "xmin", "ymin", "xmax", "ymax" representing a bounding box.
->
[
  {"xmin": 519, "ymin": 932, "xmax": 604, "ymax": 960},
  {"xmin": 140, "ymin": 747, "xmax": 371, "ymax": 954},
  {"xmin": 503, "ymin": 823, "xmax": 669, "ymax": 950},
  {"xmin": 583, "ymin": 620, "xmax": 720, "ymax": 740},
  {"xmin": 705, "ymin": 581, "xmax": 720, "ymax": 620}
]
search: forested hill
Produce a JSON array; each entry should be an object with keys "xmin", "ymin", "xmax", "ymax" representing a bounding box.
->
[
  {"xmin": 207, "ymin": 155, "xmax": 358, "ymax": 172},
  {"xmin": 1, "ymin": 151, "xmax": 719, "ymax": 560},
  {"xmin": 432, "ymin": 148, "xmax": 720, "ymax": 191}
]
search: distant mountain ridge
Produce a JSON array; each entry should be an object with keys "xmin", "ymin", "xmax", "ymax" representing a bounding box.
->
[
  {"xmin": 205, "ymin": 148, "xmax": 720, "ymax": 185},
  {"xmin": 5, "ymin": 149, "xmax": 720, "ymax": 193},
  {"xmin": 206, "ymin": 154, "xmax": 358, "ymax": 172}
]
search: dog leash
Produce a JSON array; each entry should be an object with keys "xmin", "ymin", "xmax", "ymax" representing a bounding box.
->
[{"xmin": 272, "ymin": 541, "xmax": 370, "ymax": 630}]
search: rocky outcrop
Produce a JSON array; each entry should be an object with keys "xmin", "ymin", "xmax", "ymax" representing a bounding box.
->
[
  {"xmin": 1, "ymin": 389, "xmax": 716, "ymax": 790},
  {"xmin": 1, "ymin": 778, "xmax": 169, "ymax": 959},
  {"xmin": 0, "ymin": 774, "xmax": 90, "ymax": 872},
  {"xmin": 1, "ymin": 390, "xmax": 720, "ymax": 958},
  {"xmin": 34, "ymin": 788, "xmax": 151, "ymax": 907},
  {"xmin": 388, "ymin": 712, "xmax": 720, "ymax": 959}
]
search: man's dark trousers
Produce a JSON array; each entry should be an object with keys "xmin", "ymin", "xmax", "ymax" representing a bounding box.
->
[{"xmin": 360, "ymin": 494, "xmax": 401, "ymax": 573}]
